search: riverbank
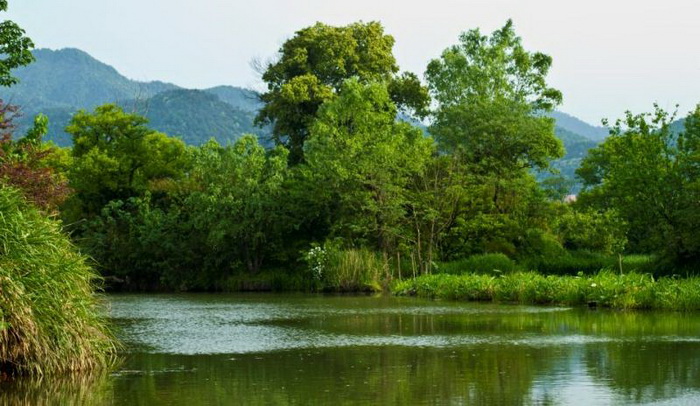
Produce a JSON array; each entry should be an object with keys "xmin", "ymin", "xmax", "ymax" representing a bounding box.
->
[{"xmin": 392, "ymin": 271, "xmax": 700, "ymax": 310}]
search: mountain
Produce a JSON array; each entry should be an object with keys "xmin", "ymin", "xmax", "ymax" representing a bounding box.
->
[
  {"xmin": 120, "ymin": 89, "xmax": 269, "ymax": 146},
  {"xmin": 203, "ymin": 86, "xmax": 262, "ymax": 112},
  {"xmin": 550, "ymin": 111, "xmax": 609, "ymax": 142},
  {"xmin": 5, "ymin": 48, "xmax": 179, "ymax": 111},
  {"xmin": 4, "ymin": 48, "xmax": 268, "ymax": 146}
]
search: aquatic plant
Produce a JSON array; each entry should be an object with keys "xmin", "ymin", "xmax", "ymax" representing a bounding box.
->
[{"xmin": 0, "ymin": 187, "xmax": 116, "ymax": 375}]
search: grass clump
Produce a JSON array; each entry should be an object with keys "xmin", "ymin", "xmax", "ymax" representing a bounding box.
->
[
  {"xmin": 0, "ymin": 187, "xmax": 116, "ymax": 376},
  {"xmin": 393, "ymin": 270, "xmax": 700, "ymax": 310},
  {"xmin": 304, "ymin": 244, "xmax": 385, "ymax": 292}
]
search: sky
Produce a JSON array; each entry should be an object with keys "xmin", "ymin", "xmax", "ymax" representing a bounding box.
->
[{"xmin": 4, "ymin": 0, "xmax": 700, "ymax": 125}]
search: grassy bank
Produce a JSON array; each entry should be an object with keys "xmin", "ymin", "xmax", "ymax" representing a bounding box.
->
[
  {"xmin": 392, "ymin": 271, "xmax": 700, "ymax": 310},
  {"xmin": 0, "ymin": 188, "xmax": 116, "ymax": 375}
]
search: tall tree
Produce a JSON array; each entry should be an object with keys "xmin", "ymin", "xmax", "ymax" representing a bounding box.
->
[
  {"xmin": 256, "ymin": 21, "xmax": 429, "ymax": 164},
  {"xmin": 424, "ymin": 20, "xmax": 564, "ymax": 258},
  {"xmin": 0, "ymin": 0, "xmax": 34, "ymax": 86},
  {"xmin": 302, "ymin": 79, "xmax": 433, "ymax": 252},
  {"xmin": 426, "ymin": 19, "xmax": 564, "ymax": 172}
]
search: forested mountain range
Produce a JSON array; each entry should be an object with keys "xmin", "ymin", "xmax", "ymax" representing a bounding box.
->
[
  {"xmin": 4, "ymin": 48, "xmax": 611, "ymax": 183},
  {"xmin": 5, "ymin": 48, "xmax": 267, "ymax": 146}
]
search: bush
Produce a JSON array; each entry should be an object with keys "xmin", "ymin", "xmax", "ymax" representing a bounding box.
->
[
  {"xmin": 0, "ymin": 188, "xmax": 116, "ymax": 375},
  {"xmin": 437, "ymin": 253, "xmax": 520, "ymax": 275}
]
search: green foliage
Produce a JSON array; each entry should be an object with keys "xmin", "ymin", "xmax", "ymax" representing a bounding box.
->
[
  {"xmin": 302, "ymin": 79, "xmax": 433, "ymax": 252},
  {"xmin": 80, "ymin": 135, "xmax": 294, "ymax": 290},
  {"xmin": 426, "ymin": 19, "xmax": 562, "ymax": 112},
  {"xmin": 554, "ymin": 207, "xmax": 627, "ymax": 255},
  {"xmin": 393, "ymin": 270, "xmax": 700, "ymax": 310},
  {"xmin": 65, "ymin": 104, "xmax": 189, "ymax": 218},
  {"xmin": 426, "ymin": 20, "xmax": 564, "ymax": 172},
  {"xmin": 0, "ymin": 187, "xmax": 115, "ymax": 375},
  {"xmin": 257, "ymin": 21, "xmax": 429, "ymax": 163},
  {"xmin": 187, "ymin": 136, "xmax": 291, "ymax": 274},
  {"xmin": 304, "ymin": 241, "xmax": 385, "ymax": 292},
  {"xmin": 0, "ymin": 1, "xmax": 34, "ymax": 87},
  {"xmin": 577, "ymin": 105, "xmax": 700, "ymax": 265}
]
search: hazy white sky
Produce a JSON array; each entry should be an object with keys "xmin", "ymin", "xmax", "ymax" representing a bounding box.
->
[{"xmin": 4, "ymin": 0, "xmax": 700, "ymax": 124}]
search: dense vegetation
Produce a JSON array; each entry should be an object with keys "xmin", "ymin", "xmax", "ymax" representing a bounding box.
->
[
  {"xmin": 0, "ymin": 188, "xmax": 115, "ymax": 375},
  {"xmin": 3, "ymin": 15, "xmax": 699, "ymax": 300}
]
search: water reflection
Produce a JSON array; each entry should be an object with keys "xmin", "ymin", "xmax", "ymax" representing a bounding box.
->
[{"xmin": 4, "ymin": 293, "xmax": 700, "ymax": 405}]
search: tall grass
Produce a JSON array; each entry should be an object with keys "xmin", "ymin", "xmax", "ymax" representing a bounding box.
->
[
  {"xmin": 0, "ymin": 187, "xmax": 116, "ymax": 375},
  {"xmin": 393, "ymin": 271, "xmax": 700, "ymax": 310},
  {"xmin": 321, "ymin": 248, "xmax": 386, "ymax": 292}
]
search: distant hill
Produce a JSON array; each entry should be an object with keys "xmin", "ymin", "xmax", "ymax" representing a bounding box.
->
[
  {"xmin": 203, "ymin": 86, "xmax": 262, "ymax": 112},
  {"xmin": 120, "ymin": 89, "xmax": 269, "ymax": 146},
  {"xmin": 4, "ymin": 48, "xmax": 268, "ymax": 146},
  {"xmin": 549, "ymin": 111, "xmax": 609, "ymax": 142},
  {"xmin": 5, "ymin": 48, "xmax": 179, "ymax": 110}
]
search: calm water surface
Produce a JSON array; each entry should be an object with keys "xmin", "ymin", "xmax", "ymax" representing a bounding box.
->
[{"xmin": 4, "ymin": 293, "xmax": 700, "ymax": 405}]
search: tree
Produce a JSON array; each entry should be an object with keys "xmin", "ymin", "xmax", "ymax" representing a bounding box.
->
[
  {"xmin": 0, "ymin": 0, "xmax": 34, "ymax": 87},
  {"xmin": 424, "ymin": 20, "xmax": 565, "ymax": 259},
  {"xmin": 426, "ymin": 19, "xmax": 561, "ymax": 111},
  {"xmin": 65, "ymin": 104, "xmax": 189, "ymax": 219},
  {"xmin": 0, "ymin": 101, "xmax": 69, "ymax": 211},
  {"xmin": 302, "ymin": 79, "xmax": 433, "ymax": 253},
  {"xmin": 426, "ymin": 20, "xmax": 564, "ymax": 172},
  {"xmin": 577, "ymin": 105, "xmax": 700, "ymax": 266},
  {"xmin": 187, "ymin": 136, "xmax": 290, "ymax": 274},
  {"xmin": 256, "ymin": 21, "xmax": 429, "ymax": 164}
]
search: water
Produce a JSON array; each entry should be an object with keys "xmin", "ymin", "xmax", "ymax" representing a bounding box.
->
[{"xmin": 4, "ymin": 293, "xmax": 700, "ymax": 405}]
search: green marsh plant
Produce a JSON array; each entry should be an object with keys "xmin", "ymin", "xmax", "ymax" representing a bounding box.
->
[{"xmin": 0, "ymin": 188, "xmax": 116, "ymax": 375}]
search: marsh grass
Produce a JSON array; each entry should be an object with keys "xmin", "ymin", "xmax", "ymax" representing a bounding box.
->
[
  {"xmin": 393, "ymin": 270, "xmax": 700, "ymax": 310},
  {"xmin": 322, "ymin": 248, "xmax": 386, "ymax": 292},
  {"xmin": 0, "ymin": 188, "xmax": 116, "ymax": 376}
]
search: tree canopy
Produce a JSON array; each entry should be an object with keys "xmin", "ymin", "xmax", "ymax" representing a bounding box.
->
[
  {"xmin": 256, "ymin": 21, "xmax": 429, "ymax": 164},
  {"xmin": 426, "ymin": 20, "xmax": 563, "ymax": 173}
]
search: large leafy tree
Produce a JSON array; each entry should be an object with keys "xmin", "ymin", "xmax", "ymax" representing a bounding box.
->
[
  {"xmin": 302, "ymin": 79, "xmax": 433, "ymax": 253},
  {"xmin": 0, "ymin": 0, "xmax": 34, "ymax": 87},
  {"xmin": 577, "ymin": 105, "xmax": 700, "ymax": 265},
  {"xmin": 65, "ymin": 104, "xmax": 189, "ymax": 219},
  {"xmin": 257, "ymin": 21, "xmax": 429, "ymax": 164},
  {"xmin": 424, "ymin": 20, "xmax": 564, "ymax": 258},
  {"xmin": 426, "ymin": 19, "xmax": 564, "ymax": 172}
]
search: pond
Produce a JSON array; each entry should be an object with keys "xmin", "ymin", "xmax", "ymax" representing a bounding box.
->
[{"xmin": 4, "ymin": 293, "xmax": 700, "ymax": 405}]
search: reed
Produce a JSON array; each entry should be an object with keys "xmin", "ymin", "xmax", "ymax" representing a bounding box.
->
[
  {"xmin": 0, "ymin": 187, "xmax": 116, "ymax": 375},
  {"xmin": 323, "ymin": 248, "xmax": 385, "ymax": 292}
]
